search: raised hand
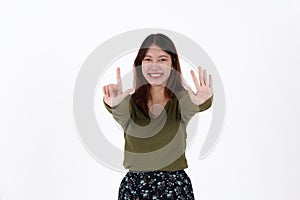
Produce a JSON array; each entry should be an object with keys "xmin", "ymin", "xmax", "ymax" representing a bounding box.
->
[
  {"xmin": 187, "ymin": 66, "xmax": 213, "ymax": 105},
  {"xmin": 103, "ymin": 67, "xmax": 134, "ymax": 107}
]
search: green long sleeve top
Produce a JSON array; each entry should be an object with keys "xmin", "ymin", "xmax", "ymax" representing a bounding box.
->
[{"xmin": 103, "ymin": 90, "xmax": 213, "ymax": 172}]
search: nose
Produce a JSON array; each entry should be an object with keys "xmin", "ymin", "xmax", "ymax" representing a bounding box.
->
[{"xmin": 148, "ymin": 64, "xmax": 166, "ymax": 71}]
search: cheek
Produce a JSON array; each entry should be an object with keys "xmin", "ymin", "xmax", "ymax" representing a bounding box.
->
[
  {"xmin": 141, "ymin": 65, "xmax": 149, "ymax": 77},
  {"xmin": 164, "ymin": 67, "xmax": 172, "ymax": 77}
]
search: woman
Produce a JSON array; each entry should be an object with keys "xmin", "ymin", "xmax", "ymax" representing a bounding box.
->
[{"xmin": 103, "ymin": 33, "xmax": 213, "ymax": 199}]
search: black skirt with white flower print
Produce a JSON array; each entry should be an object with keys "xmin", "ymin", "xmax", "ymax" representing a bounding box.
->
[{"xmin": 118, "ymin": 169, "xmax": 195, "ymax": 200}]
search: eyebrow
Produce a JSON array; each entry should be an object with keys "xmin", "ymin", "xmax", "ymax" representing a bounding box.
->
[{"xmin": 144, "ymin": 55, "xmax": 169, "ymax": 58}]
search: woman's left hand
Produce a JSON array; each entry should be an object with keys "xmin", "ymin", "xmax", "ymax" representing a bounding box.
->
[{"xmin": 187, "ymin": 66, "xmax": 213, "ymax": 105}]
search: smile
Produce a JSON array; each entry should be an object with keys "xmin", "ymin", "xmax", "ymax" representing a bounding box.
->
[{"xmin": 148, "ymin": 73, "xmax": 163, "ymax": 78}]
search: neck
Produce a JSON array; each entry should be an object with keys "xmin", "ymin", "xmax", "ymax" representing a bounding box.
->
[{"xmin": 149, "ymin": 86, "xmax": 167, "ymax": 103}]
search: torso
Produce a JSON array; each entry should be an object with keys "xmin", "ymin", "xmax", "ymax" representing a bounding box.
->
[{"xmin": 147, "ymin": 98, "xmax": 170, "ymax": 118}]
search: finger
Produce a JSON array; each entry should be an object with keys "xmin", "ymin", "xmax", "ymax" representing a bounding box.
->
[
  {"xmin": 105, "ymin": 85, "xmax": 109, "ymax": 97},
  {"xmin": 203, "ymin": 69, "xmax": 208, "ymax": 85},
  {"xmin": 108, "ymin": 85, "xmax": 114, "ymax": 97},
  {"xmin": 209, "ymin": 74, "xmax": 213, "ymax": 95},
  {"xmin": 198, "ymin": 66, "xmax": 205, "ymax": 86},
  {"xmin": 187, "ymin": 86, "xmax": 194, "ymax": 97},
  {"xmin": 116, "ymin": 67, "xmax": 122, "ymax": 87},
  {"xmin": 190, "ymin": 70, "xmax": 201, "ymax": 91},
  {"xmin": 103, "ymin": 86, "xmax": 107, "ymax": 95}
]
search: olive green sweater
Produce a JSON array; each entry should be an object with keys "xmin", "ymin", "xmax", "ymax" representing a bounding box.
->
[{"xmin": 103, "ymin": 90, "xmax": 213, "ymax": 172}]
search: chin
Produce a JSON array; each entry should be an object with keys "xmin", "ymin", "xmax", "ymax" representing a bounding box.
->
[
  {"xmin": 148, "ymin": 81, "xmax": 167, "ymax": 87},
  {"xmin": 150, "ymin": 83, "xmax": 162, "ymax": 87},
  {"xmin": 146, "ymin": 77, "xmax": 168, "ymax": 87}
]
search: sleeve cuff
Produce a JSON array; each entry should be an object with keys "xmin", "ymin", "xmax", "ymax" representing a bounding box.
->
[{"xmin": 199, "ymin": 95, "xmax": 213, "ymax": 112}]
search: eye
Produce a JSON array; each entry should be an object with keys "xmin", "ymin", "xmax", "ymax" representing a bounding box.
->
[
  {"xmin": 143, "ymin": 58, "xmax": 151, "ymax": 62},
  {"xmin": 159, "ymin": 58, "xmax": 167, "ymax": 62}
]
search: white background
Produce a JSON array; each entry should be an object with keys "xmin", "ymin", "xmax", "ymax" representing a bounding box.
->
[{"xmin": 1, "ymin": 0, "xmax": 299, "ymax": 199}]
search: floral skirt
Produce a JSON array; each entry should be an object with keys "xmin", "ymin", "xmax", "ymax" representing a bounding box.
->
[{"xmin": 118, "ymin": 169, "xmax": 195, "ymax": 200}]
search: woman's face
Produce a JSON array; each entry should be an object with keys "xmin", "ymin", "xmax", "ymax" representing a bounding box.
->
[{"xmin": 141, "ymin": 44, "xmax": 172, "ymax": 87}]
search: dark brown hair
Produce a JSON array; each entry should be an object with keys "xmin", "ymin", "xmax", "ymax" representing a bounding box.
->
[{"xmin": 132, "ymin": 33, "xmax": 186, "ymax": 115}]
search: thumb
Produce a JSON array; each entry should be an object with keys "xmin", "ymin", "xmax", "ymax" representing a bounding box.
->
[
  {"xmin": 187, "ymin": 86, "xmax": 194, "ymax": 97},
  {"xmin": 120, "ymin": 88, "xmax": 135, "ymax": 99}
]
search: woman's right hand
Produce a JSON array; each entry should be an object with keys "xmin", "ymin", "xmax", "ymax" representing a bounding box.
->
[{"xmin": 102, "ymin": 67, "xmax": 135, "ymax": 107}]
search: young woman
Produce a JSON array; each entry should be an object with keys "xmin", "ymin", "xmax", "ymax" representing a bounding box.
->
[{"xmin": 103, "ymin": 33, "xmax": 213, "ymax": 199}]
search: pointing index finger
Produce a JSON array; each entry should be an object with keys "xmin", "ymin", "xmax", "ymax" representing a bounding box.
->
[{"xmin": 116, "ymin": 67, "xmax": 121, "ymax": 86}]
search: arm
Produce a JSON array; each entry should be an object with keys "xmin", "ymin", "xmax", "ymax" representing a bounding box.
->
[
  {"xmin": 103, "ymin": 95, "xmax": 132, "ymax": 130},
  {"xmin": 179, "ymin": 91, "xmax": 213, "ymax": 123},
  {"xmin": 180, "ymin": 66, "xmax": 214, "ymax": 122},
  {"xmin": 102, "ymin": 67, "xmax": 134, "ymax": 130}
]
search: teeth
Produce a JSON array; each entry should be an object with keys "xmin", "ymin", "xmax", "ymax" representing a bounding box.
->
[{"xmin": 149, "ymin": 73, "xmax": 162, "ymax": 77}]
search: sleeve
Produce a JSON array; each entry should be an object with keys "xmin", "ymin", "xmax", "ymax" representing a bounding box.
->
[
  {"xmin": 179, "ymin": 92, "xmax": 213, "ymax": 124},
  {"xmin": 103, "ymin": 96, "xmax": 132, "ymax": 130}
]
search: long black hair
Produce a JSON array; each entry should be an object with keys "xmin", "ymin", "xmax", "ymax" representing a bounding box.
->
[{"xmin": 132, "ymin": 33, "xmax": 186, "ymax": 114}]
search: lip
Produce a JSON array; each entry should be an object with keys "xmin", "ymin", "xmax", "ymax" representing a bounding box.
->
[{"xmin": 148, "ymin": 73, "xmax": 163, "ymax": 78}]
